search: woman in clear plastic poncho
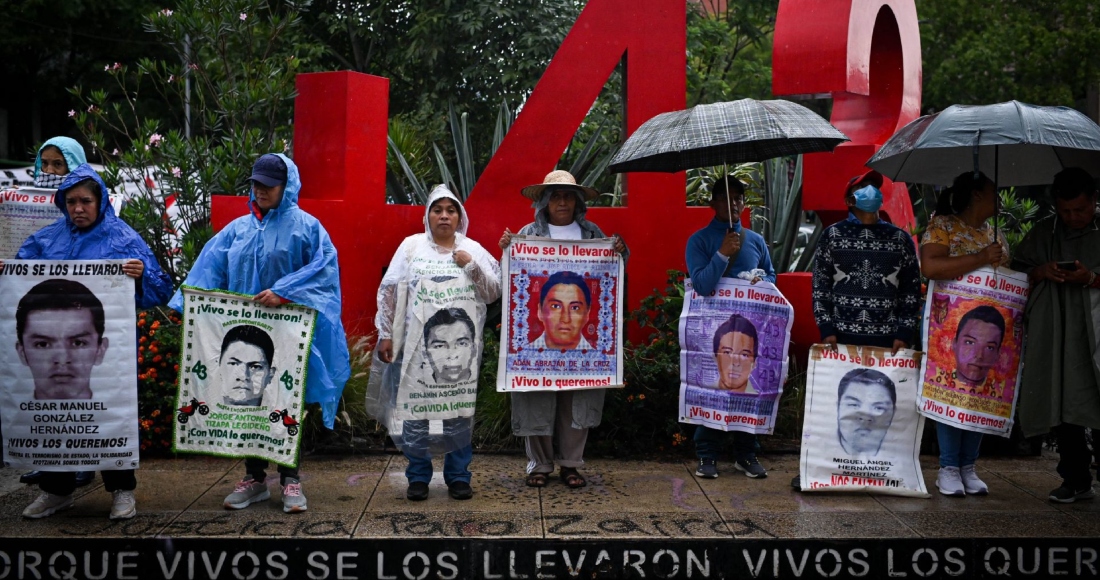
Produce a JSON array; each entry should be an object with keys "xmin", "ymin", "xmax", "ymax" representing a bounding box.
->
[{"xmin": 372, "ymin": 185, "xmax": 501, "ymax": 501}]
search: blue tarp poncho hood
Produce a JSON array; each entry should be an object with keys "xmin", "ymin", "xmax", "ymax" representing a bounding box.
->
[
  {"xmin": 16, "ymin": 164, "xmax": 173, "ymax": 308},
  {"xmin": 169, "ymin": 153, "xmax": 351, "ymax": 428},
  {"xmin": 34, "ymin": 137, "xmax": 87, "ymax": 178}
]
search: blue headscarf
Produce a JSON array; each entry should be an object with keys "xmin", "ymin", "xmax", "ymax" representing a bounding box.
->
[
  {"xmin": 169, "ymin": 153, "xmax": 351, "ymax": 428},
  {"xmin": 16, "ymin": 164, "xmax": 173, "ymax": 309},
  {"xmin": 34, "ymin": 137, "xmax": 87, "ymax": 178}
]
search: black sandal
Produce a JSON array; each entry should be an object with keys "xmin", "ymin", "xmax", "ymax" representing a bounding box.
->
[
  {"xmin": 525, "ymin": 473, "xmax": 549, "ymax": 488},
  {"xmin": 560, "ymin": 467, "xmax": 587, "ymax": 488}
]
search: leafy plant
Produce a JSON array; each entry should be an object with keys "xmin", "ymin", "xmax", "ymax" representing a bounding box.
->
[
  {"xmin": 997, "ymin": 187, "xmax": 1040, "ymax": 254},
  {"xmin": 136, "ymin": 307, "xmax": 182, "ymax": 455}
]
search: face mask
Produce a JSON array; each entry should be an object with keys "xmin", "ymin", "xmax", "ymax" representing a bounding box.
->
[
  {"xmin": 34, "ymin": 172, "xmax": 66, "ymax": 189},
  {"xmin": 852, "ymin": 184, "xmax": 883, "ymax": 212}
]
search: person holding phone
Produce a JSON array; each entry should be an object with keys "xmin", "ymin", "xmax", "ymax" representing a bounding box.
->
[
  {"xmin": 1014, "ymin": 167, "xmax": 1100, "ymax": 504},
  {"xmin": 920, "ymin": 171, "xmax": 1009, "ymax": 497}
]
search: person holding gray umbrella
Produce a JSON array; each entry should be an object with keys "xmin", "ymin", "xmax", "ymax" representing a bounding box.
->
[{"xmin": 919, "ymin": 170, "xmax": 1009, "ymax": 497}]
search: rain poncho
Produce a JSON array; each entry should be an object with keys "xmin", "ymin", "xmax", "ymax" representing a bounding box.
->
[
  {"xmin": 17, "ymin": 164, "xmax": 172, "ymax": 308},
  {"xmin": 34, "ymin": 136, "xmax": 87, "ymax": 184},
  {"xmin": 369, "ymin": 186, "xmax": 501, "ymax": 456},
  {"xmin": 510, "ymin": 189, "xmax": 627, "ymax": 436},
  {"xmin": 168, "ymin": 154, "xmax": 350, "ymax": 428}
]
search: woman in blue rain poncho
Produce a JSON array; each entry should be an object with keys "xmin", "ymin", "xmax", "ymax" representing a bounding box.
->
[
  {"xmin": 15, "ymin": 163, "xmax": 173, "ymax": 521},
  {"xmin": 169, "ymin": 153, "xmax": 350, "ymax": 514},
  {"xmin": 371, "ymin": 185, "xmax": 501, "ymax": 502}
]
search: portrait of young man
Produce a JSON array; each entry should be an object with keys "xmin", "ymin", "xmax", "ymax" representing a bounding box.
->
[
  {"xmin": 528, "ymin": 271, "xmax": 595, "ymax": 351},
  {"xmin": 711, "ymin": 313, "xmax": 759, "ymax": 395},
  {"xmin": 952, "ymin": 305, "xmax": 1006, "ymax": 394},
  {"xmin": 422, "ymin": 307, "xmax": 477, "ymax": 384},
  {"xmin": 219, "ymin": 325, "xmax": 275, "ymax": 407},
  {"xmin": 836, "ymin": 368, "xmax": 897, "ymax": 457}
]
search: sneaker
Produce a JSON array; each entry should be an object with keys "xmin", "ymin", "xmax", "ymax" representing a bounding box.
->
[
  {"xmin": 224, "ymin": 476, "xmax": 270, "ymax": 509},
  {"xmin": 937, "ymin": 466, "xmax": 965, "ymax": 497},
  {"xmin": 448, "ymin": 481, "xmax": 473, "ymax": 500},
  {"xmin": 110, "ymin": 490, "xmax": 137, "ymax": 520},
  {"xmin": 695, "ymin": 458, "xmax": 718, "ymax": 479},
  {"xmin": 22, "ymin": 492, "xmax": 74, "ymax": 519},
  {"xmin": 960, "ymin": 465, "xmax": 988, "ymax": 495},
  {"xmin": 407, "ymin": 481, "xmax": 429, "ymax": 501},
  {"xmin": 281, "ymin": 478, "xmax": 308, "ymax": 513},
  {"xmin": 734, "ymin": 456, "xmax": 768, "ymax": 478},
  {"xmin": 1049, "ymin": 484, "xmax": 1096, "ymax": 504}
]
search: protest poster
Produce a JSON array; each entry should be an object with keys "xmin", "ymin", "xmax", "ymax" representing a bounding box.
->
[
  {"xmin": 678, "ymin": 277, "xmax": 794, "ymax": 434},
  {"xmin": 0, "ymin": 260, "xmax": 140, "ymax": 471},
  {"xmin": 800, "ymin": 344, "xmax": 928, "ymax": 497},
  {"xmin": 497, "ymin": 236, "xmax": 624, "ymax": 392},
  {"xmin": 0, "ymin": 188, "xmax": 63, "ymax": 258},
  {"xmin": 917, "ymin": 266, "xmax": 1028, "ymax": 436},
  {"xmin": 390, "ymin": 256, "xmax": 483, "ymax": 425},
  {"xmin": 173, "ymin": 287, "xmax": 317, "ymax": 466}
]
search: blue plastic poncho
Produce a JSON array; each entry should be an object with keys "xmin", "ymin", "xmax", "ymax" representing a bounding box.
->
[
  {"xmin": 169, "ymin": 154, "xmax": 351, "ymax": 428},
  {"xmin": 17, "ymin": 164, "xmax": 173, "ymax": 309},
  {"xmin": 34, "ymin": 137, "xmax": 87, "ymax": 178}
]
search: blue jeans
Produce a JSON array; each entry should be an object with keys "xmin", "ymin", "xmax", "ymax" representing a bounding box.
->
[
  {"xmin": 694, "ymin": 426, "xmax": 756, "ymax": 461},
  {"xmin": 936, "ymin": 421, "xmax": 983, "ymax": 468},
  {"xmin": 405, "ymin": 443, "xmax": 473, "ymax": 485}
]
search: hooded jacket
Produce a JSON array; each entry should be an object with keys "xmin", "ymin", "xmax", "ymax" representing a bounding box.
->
[
  {"xmin": 17, "ymin": 164, "xmax": 173, "ymax": 309},
  {"xmin": 169, "ymin": 154, "xmax": 351, "ymax": 428},
  {"xmin": 34, "ymin": 137, "xmax": 87, "ymax": 178}
]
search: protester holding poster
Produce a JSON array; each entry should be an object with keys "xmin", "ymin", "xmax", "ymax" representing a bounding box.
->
[
  {"xmin": 374, "ymin": 185, "xmax": 500, "ymax": 501},
  {"xmin": 685, "ymin": 176, "xmax": 775, "ymax": 480},
  {"xmin": 170, "ymin": 153, "xmax": 350, "ymax": 513},
  {"xmin": 1014, "ymin": 167, "xmax": 1100, "ymax": 504},
  {"xmin": 3, "ymin": 137, "xmax": 93, "ymax": 488},
  {"xmin": 920, "ymin": 171, "xmax": 1010, "ymax": 497},
  {"xmin": 6, "ymin": 164, "xmax": 172, "ymax": 520},
  {"xmin": 498, "ymin": 170, "xmax": 627, "ymax": 489}
]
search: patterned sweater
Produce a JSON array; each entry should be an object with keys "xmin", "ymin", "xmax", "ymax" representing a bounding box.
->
[{"xmin": 811, "ymin": 214, "xmax": 921, "ymax": 346}]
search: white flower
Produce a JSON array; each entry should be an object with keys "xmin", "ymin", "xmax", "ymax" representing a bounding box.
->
[
  {"xmin": 239, "ymin": 12, "xmax": 247, "ymax": 20},
  {"xmin": 112, "ymin": 149, "xmax": 120, "ymax": 156},
  {"xmin": 104, "ymin": 65, "xmax": 110, "ymax": 71},
  {"xmin": 161, "ymin": 8, "xmax": 173, "ymax": 16},
  {"xmin": 167, "ymin": 75, "xmax": 174, "ymax": 83},
  {"xmin": 67, "ymin": 110, "xmax": 76, "ymax": 117},
  {"xmin": 148, "ymin": 133, "xmax": 163, "ymax": 146},
  {"xmin": 171, "ymin": 167, "xmax": 182, "ymax": 178}
]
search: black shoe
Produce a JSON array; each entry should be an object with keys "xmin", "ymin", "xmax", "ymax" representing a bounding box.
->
[
  {"xmin": 74, "ymin": 472, "xmax": 95, "ymax": 487},
  {"xmin": 1049, "ymin": 484, "xmax": 1096, "ymax": 503},
  {"xmin": 448, "ymin": 481, "xmax": 473, "ymax": 500},
  {"xmin": 19, "ymin": 471, "xmax": 43, "ymax": 485},
  {"xmin": 406, "ymin": 481, "xmax": 429, "ymax": 501},
  {"xmin": 790, "ymin": 475, "xmax": 802, "ymax": 491}
]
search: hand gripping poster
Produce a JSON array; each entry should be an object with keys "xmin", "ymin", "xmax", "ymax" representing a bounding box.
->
[
  {"xmin": 173, "ymin": 287, "xmax": 317, "ymax": 466},
  {"xmin": 918, "ymin": 266, "xmax": 1028, "ymax": 436},
  {"xmin": 678, "ymin": 278, "xmax": 794, "ymax": 434},
  {"xmin": 497, "ymin": 236, "xmax": 624, "ymax": 392},
  {"xmin": 0, "ymin": 260, "xmax": 140, "ymax": 471},
  {"xmin": 800, "ymin": 344, "xmax": 928, "ymax": 497}
]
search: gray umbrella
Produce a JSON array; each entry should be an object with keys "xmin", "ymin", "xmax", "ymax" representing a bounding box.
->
[
  {"xmin": 607, "ymin": 98, "xmax": 849, "ymax": 174},
  {"xmin": 867, "ymin": 100, "xmax": 1100, "ymax": 186}
]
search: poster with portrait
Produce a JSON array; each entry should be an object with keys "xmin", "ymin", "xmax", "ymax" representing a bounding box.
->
[
  {"xmin": 497, "ymin": 236, "xmax": 624, "ymax": 392},
  {"xmin": 173, "ymin": 287, "xmax": 317, "ymax": 466},
  {"xmin": 391, "ymin": 261, "xmax": 482, "ymax": 424},
  {"xmin": 918, "ymin": 266, "xmax": 1028, "ymax": 436},
  {"xmin": 800, "ymin": 344, "xmax": 928, "ymax": 497},
  {"xmin": 0, "ymin": 188, "xmax": 63, "ymax": 258},
  {"xmin": 678, "ymin": 278, "xmax": 794, "ymax": 434},
  {"xmin": 0, "ymin": 260, "xmax": 140, "ymax": 471}
]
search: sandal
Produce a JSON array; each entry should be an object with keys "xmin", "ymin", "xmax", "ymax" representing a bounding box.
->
[
  {"xmin": 560, "ymin": 467, "xmax": 587, "ymax": 488},
  {"xmin": 525, "ymin": 473, "xmax": 549, "ymax": 488}
]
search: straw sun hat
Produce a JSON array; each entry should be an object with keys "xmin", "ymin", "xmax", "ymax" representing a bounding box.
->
[{"xmin": 520, "ymin": 170, "xmax": 599, "ymax": 202}]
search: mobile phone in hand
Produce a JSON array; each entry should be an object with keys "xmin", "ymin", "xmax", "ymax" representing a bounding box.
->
[{"xmin": 1056, "ymin": 261, "xmax": 1077, "ymax": 271}]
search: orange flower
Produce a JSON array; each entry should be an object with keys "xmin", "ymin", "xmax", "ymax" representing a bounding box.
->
[
  {"xmin": 151, "ymin": 409, "xmax": 160, "ymax": 417},
  {"xmin": 151, "ymin": 321, "xmax": 160, "ymax": 329},
  {"xmin": 153, "ymin": 355, "xmax": 163, "ymax": 363},
  {"xmin": 173, "ymin": 364, "xmax": 180, "ymax": 372},
  {"xmin": 639, "ymin": 394, "xmax": 646, "ymax": 400}
]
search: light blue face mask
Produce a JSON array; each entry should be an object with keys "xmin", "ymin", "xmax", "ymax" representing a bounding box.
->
[{"xmin": 851, "ymin": 184, "xmax": 883, "ymax": 212}]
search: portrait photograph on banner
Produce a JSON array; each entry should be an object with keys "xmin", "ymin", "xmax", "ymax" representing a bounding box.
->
[
  {"xmin": 0, "ymin": 259, "xmax": 140, "ymax": 471},
  {"xmin": 173, "ymin": 287, "xmax": 317, "ymax": 466},
  {"xmin": 918, "ymin": 266, "xmax": 1028, "ymax": 436},
  {"xmin": 678, "ymin": 277, "xmax": 794, "ymax": 434},
  {"xmin": 800, "ymin": 344, "xmax": 928, "ymax": 497},
  {"xmin": 497, "ymin": 236, "xmax": 624, "ymax": 392}
]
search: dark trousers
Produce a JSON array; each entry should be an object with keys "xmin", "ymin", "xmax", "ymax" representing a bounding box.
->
[
  {"xmin": 694, "ymin": 426, "xmax": 757, "ymax": 461},
  {"xmin": 40, "ymin": 470, "xmax": 135, "ymax": 496},
  {"xmin": 1055, "ymin": 423, "xmax": 1095, "ymax": 489},
  {"xmin": 245, "ymin": 457, "xmax": 298, "ymax": 486}
]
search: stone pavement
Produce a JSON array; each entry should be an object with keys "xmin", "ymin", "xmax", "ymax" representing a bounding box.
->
[{"xmin": 1, "ymin": 450, "xmax": 1098, "ymax": 579}]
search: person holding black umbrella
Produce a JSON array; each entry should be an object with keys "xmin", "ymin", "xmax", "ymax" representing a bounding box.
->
[
  {"xmin": 920, "ymin": 171, "xmax": 1009, "ymax": 497},
  {"xmin": 686, "ymin": 176, "xmax": 775, "ymax": 480}
]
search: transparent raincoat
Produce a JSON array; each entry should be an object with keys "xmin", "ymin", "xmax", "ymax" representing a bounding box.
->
[{"xmin": 368, "ymin": 186, "xmax": 501, "ymax": 456}]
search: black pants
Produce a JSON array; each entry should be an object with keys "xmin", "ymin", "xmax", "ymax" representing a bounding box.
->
[
  {"xmin": 1055, "ymin": 423, "xmax": 1096, "ymax": 489},
  {"xmin": 40, "ymin": 470, "xmax": 135, "ymax": 496},
  {"xmin": 245, "ymin": 458, "xmax": 298, "ymax": 486}
]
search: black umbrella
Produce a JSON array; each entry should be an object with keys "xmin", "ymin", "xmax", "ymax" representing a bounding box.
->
[
  {"xmin": 867, "ymin": 100, "xmax": 1100, "ymax": 186},
  {"xmin": 608, "ymin": 98, "xmax": 849, "ymax": 174}
]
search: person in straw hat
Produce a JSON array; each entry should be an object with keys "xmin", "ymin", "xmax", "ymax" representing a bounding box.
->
[{"xmin": 499, "ymin": 169, "xmax": 627, "ymax": 489}]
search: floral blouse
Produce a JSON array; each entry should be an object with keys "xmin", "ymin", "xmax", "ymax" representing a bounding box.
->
[{"xmin": 920, "ymin": 214, "xmax": 1010, "ymax": 266}]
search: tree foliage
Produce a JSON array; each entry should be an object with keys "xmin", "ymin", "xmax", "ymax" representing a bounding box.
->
[{"xmin": 686, "ymin": 0, "xmax": 778, "ymax": 107}]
